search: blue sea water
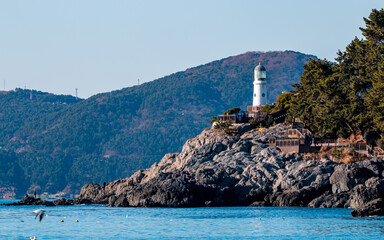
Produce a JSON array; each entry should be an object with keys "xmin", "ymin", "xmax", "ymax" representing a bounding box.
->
[{"xmin": 1, "ymin": 199, "xmax": 384, "ymax": 239}]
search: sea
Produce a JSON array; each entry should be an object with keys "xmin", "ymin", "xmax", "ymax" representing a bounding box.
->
[{"xmin": 1, "ymin": 199, "xmax": 384, "ymax": 239}]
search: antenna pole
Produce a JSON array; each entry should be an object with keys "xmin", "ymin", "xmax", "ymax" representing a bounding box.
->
[
  {"xmin": 138, "ymin": 79, "xmax": 140, "ymax": 85},
  {"xmin": 75, "ymin": 88, "xmax": 78, "ymax": 98}
]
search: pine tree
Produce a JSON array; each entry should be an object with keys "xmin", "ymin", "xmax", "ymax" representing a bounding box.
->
[{"xmin": 289, "ymin": 8, "xmax": 384, "ymax": 143}]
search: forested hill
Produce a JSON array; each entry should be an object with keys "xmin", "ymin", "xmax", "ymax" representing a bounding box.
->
[{"xmin": 0, "ymin": 51, "xmax": 315, "ymax": 198}]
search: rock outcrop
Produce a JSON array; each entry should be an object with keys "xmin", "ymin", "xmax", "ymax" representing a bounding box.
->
[
  {"xmin": 7, "ymin": 123, "xmax": 384, "ymax": 216},
  {"xmin": 6, "ymin": 196, "xmax": 92, "ymax": 206},
  {"xmin": 6, "ymin": 196, "xmax": 56, "ymax": 206},
  {"xmin": 351, "ymin": 198, "xmax": 384, "ymax": 217},
  {"xmin": 75, "ymin": 124, "xmax": 384, "ymax": 215}
]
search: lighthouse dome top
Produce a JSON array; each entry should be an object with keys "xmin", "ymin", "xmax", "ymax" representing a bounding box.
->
[
  {"xmin": 255, "ymin": 62, "xmax": 266, "ymax": 72},
  {"xmin": 254, "ymin": 62, "xmax": 267, "ymax": 81}
]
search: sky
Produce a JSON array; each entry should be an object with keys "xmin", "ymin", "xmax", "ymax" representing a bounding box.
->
[{"xmin": 0, "ymin": 0, "xmax": 383, "ymax": 98}]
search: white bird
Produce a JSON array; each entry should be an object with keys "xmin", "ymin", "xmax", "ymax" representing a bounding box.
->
[
  {"xmin": 32, "ymin": 209, "xmax": 45, "ymax": 222},
  {"xmin": 30, "ymin": 236, "xmax": 36, "ymax": 240}
]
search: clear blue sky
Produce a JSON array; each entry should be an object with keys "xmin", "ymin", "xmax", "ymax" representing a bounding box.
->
[{"xmin": 0, "ymin": 0, "xmax": 382, "ymax": 98}]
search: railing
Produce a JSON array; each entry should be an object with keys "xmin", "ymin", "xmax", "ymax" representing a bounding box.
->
[
  {"xmin": 374, "ymin": 146, "xmax": 384, "ymax": 158},
  {"xmin": 315, "ymin": 139, "xmax": 338, "ymax": 144},
  {"xmin": 275, "ymin": 139, "xmax": 301, "ymax": 147},
  {"xmin": 217, "ymin": 115, "xmax": 237, "ymax": 123}
]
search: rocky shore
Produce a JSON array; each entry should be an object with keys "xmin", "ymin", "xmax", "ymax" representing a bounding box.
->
[
  {"xmin": 6, "ymin": 124, "xmax": 384, "ymax": 217},
  {"xmin": 6, "ymin": 196, "xmax": 90, "ymax": 206}
]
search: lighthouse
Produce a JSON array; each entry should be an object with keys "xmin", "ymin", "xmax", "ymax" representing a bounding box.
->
[
  {"xmin": 218, "ymin": 61, "xmax": 270, "ymax": 122},
  {"xmin": 253, "ymin": 62, "xmax": 267, "ymax": 106}
]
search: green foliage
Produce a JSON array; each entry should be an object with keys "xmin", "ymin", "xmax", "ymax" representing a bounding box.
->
[
  {"xmin": 249, "ymin": 116, "xmax": 274, "ymax": 129},
  {"xmin": 288, "ymin": 59, "xmax": 348, "ymax": 138},
  {"xmin": 214, "ymin": 121, "xmax": 232, "ymax": 134},
  {"xmin": 289, "ymin": 8, "xmax": 384, "ymax": 143},
  {"xmin": 331, "ymin": 149, "xmax": 343, "ymax": 159},
  {"xmin": 0, "ymin": 150, "xmax": 28, "ymax": 196},
  {"xmin": 223, "ymin": 107, "xmax": 241, "ymax": 115},
  {"xmin": 365, "ymin": 130, "xmax": 381, "ymax": 146},
  {"xmin": 0, "ymin": 51, "xmax": 313, "ymax": 197},
  {"xmin": 249, "ymin": 119, "xmax": 261, "ymax": 129},
  {"xmin": 262, "ymin": 104, "xmax": 275, "ymax": 113},
  {"xmin": 276, "ymin": 92, "xmax": 293, "ymax": 110},
  {"xmin": 214, "ymin": 121, "xmax": 232, "ymax": 129},
  {"xmin": 209, "ymin": 116, "xmax": 218, "ymax": 124},
  {"xmin": 265, "ymin": 116, "xmax": 274, "ymax": 128},
  {"xmin": 264, "ymin": 92, "xmax": 291, "ymax": 114}
]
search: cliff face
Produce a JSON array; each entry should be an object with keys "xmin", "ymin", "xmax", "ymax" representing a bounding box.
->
[{"xmin": 78, "ymin": 124, "xmax": 384, "ymax": 210}]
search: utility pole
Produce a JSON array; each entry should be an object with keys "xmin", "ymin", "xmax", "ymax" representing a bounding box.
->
[
  {"xmin": 138, "ymin": 79, "xmax": 140, "ymax": 85},
  {"xmin": 75, "ymin": 88, "xmax": 78, "ymax": 98}
]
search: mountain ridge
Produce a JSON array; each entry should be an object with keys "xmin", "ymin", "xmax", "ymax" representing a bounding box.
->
[{"xmin": 0, "ymin": 50, "xmax": 316, "ymax": 198}]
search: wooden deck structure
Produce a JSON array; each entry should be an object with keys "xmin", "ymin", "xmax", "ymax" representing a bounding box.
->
[
  {"xmin": 247, "ymin": 106, "xmax": 268, "ymax": 122},
  {"xmin": 217, "ymin": 111, "xmax": 247, "ymax": 123}
]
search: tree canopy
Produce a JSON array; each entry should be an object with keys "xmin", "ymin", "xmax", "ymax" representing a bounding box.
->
[
  {"xmin": 289, "ymin": 9, "xmax": 384, "ymax": 146},
  {"xmin": 223, "ymin": 107, "xmax": 241, "ymax": 115}
]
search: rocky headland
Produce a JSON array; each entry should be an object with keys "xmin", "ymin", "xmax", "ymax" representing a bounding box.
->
[{"xmin": 7, "ymin": 124, "xmax": 384, "ymax": 217}]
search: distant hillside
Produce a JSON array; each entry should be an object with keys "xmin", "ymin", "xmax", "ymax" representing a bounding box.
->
[{"xmin": 0, "ymin": 51, "xmax": 316, "ymax": 197}]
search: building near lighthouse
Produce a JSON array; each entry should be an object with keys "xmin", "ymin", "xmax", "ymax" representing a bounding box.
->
[
  {"xmin": 214, "ymin": 61, "xmax": 384, "ymax": 156},
  {"xmin": 215, "ymin": 62, "xmax": 314, "ymax": 154}
]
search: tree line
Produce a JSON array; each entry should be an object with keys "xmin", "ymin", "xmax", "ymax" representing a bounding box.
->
[{"xmin": 287, "ymin": 9, "xmax": 384, "ymax": 147}]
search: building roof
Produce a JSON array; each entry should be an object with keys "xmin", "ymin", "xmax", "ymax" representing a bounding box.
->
[{"xmin": 255, "ymin": 62, "xmax": 266, "ymax": 72}]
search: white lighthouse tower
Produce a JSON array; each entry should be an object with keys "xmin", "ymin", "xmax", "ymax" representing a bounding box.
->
[{"xmin": 253, "ymin": 62, "xmax": 267, "ymax": 106}]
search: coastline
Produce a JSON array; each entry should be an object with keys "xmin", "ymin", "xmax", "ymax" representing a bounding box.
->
[{"xmin": 5, "ymin": 124, "xmax": 384, "ymax": 217}]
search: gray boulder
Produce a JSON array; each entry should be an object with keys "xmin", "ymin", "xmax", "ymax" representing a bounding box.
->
[{"xmin": 351, "ymin": 198, "xmax": 384, "ymax": 217}]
